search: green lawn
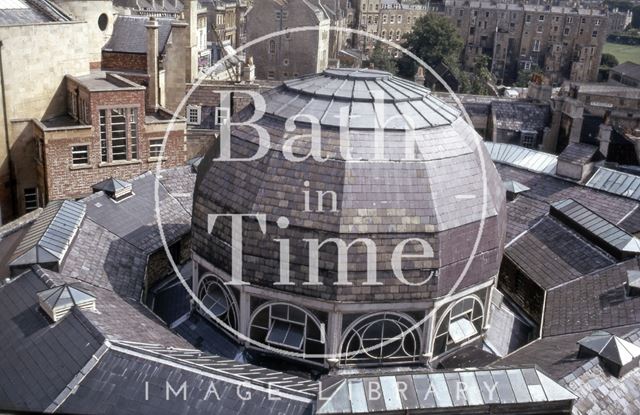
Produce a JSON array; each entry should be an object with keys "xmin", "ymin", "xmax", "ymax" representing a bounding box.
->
[{"xmin": 604, "ymin": 42, "xmax": 640, "ymax": 64}]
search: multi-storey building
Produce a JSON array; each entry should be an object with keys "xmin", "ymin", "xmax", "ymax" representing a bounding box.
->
[
  {"xmin": 443, "ymin": 1, "xmax": 609, "ymax": 85},
  {"xmin": 0, "ymin": 0, "xmax": 117, "ymax": 223},
  {"xmin": 246, "ymin": 0, "xmax": 330, "ymax": 80},
  {"xmin": 355, "ymin": 0, "xmax": 429, "ymax": 56},
  {"xmin": 608, "ymin": 8, "xmax": 632, "ymax": 34},
  {"xmin": 33, "ymin": 72, "xmax": 186, "ymax": 200}
]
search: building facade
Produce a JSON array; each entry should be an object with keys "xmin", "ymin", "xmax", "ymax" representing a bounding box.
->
[
  {"xmin": 246, "ymin": 0, "xmax": 330, "ymax": 80},
  {"xmin": 32, "ymin": 73, "xmax": 186, "ymax": 201},
  {"xmin": 443, "ymin": 1, "xmax": 609, "ymax": 85}
]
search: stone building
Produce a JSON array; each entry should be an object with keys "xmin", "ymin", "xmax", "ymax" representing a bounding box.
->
[
  {"xmin": 443, "ymin": 1, "xmax": 609, "ymax": 85},
  {"xmin": 608, "ymin": 8, "xmax": 632, "ymax": 34},
  {"xmin": 357, "ymin": 0, "xmax": 429, "ymax": 57},
  {"xmin": 246, "ymin": 0, "xmax": 330, "ymax": 81},
  {"xmin": 0, "ymin": 0, "xmax": 116, "ymax": 223},
  {"xmin": 191, "ymin": 68, "xmax": 507, "ymax": 368}
]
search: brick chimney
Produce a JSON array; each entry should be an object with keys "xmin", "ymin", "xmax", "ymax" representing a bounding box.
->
[{"xmin": 146, "ymin": 17, "xmax": 160, "ymax": 111}]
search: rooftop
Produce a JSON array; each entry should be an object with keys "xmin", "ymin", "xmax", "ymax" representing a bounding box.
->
[
  {"xmin": 70, "ymin": 72, "xmax": 145, "ymax": 92},
  {"xmin": 103, "ymin": 15, "xmax": 174, "ymax": 54},
  {"xmin": 0, "ymin": 0, "xmax": 70, "ymax": 26}
]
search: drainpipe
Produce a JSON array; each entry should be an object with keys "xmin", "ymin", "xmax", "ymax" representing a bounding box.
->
[{"xmin": 0, "ymin": 40, "xmax": 16, "ymax": 218}]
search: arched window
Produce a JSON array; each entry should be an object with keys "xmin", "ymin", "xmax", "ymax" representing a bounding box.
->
[
  {"xmin": 249, "ymin": 302, "xmax": 325, "ymax": 358},
  {"xmin": 197, "ymin": 274, "xmax": 239, "ymax": 330},
  {"xmin": 269, "ymin": 40, "xmax": 276, "ymax": 54},
  {"xmin": 341, "ymin": 312, "xmax": 420, "ymax": 365},
  {"xmin": 381, "ymin": 30, "xmax": 386, "ymax": 38},
  {"xmin": 433, "ymin": 296, "xmax": 484, "ymax": 357}
]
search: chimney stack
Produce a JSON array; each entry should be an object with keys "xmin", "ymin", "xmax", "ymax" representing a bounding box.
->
[
  {"xmin": 598, "ymin": 113, "xmax": 613, "ymax": 159},
  {"xmin": 146, "ymin": 17, "xmax": 160, "ymax": 111}
]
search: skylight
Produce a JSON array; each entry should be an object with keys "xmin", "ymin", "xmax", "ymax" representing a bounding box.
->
[
  {"xmin": 550, "ymin": 199, "xmax": 640, "ymax": 259},
  {"xmin": 9, "ymin": 200, "xmax": 86, "ymax": 273}
]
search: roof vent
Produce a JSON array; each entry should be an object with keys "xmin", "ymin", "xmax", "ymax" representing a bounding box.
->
[
  {"xmin": 503, "ymin": 180, "xmax": 530, "ymax": 201},
  {"xmin": 550, "ymin": 199, "xmax": 640, "ymax": 260},
  {"xmin": 578, "ymin": 331, "xmax": 640, "ymax": 377},
  {"xmin": 188, "ymin": 156, "xmax": 203, "ymax": 173},
  {"xmin": 627, "ymin": 271, "xmax": 640, "ymax": 296},
  {"xmin": 37, "ymin": 284, "xmax": 96, "ymax": 322},
  {"xmin": 92, "ymin": 177, "xmax": 133, "ymax": 201},
  {"xmin": 9, "ymin": 200, "xmax": 86, "ymax": 274}
]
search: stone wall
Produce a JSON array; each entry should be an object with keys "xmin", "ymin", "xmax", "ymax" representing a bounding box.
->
[{"xmin": 0, "ymin": 21, "xmax": 91, "ymax": 222}]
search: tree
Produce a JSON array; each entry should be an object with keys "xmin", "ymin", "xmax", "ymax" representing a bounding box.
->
[
  {"xmin": 369, "ymin": 41, "xmax": 397, "ymax": 74},
  {"xmin": 399, "ymin": 14, "xmax": 463, "ymax": 78},
  {"xmin": 468, "ymin": 55, "xmax": 496, "ymax": 95},
  {"xmin": 601, "ymin": 53, "xmax": 620, "ymax": 68},
  {"xmin": 514, "ymin": 68, "xmax": 543, "ymax": 87}
]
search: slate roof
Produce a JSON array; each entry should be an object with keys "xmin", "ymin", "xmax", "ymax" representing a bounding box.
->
[
  {"xmin": 0, "ymin": 268, "xmax": 316, "ymax": 414},
  {"xmin": 84, "ymin": 171, "xmax": 191, "ymax": 255},
  {"xmin": 496, "ymin": 164, "xmax": 638, "ymax": 226},
  {"xmin": 506, "ymin": 216, "xmax": 615, "ymax": 290},
  {"xmin": 558, "ymin": 143, "xmax": 599, "ymax": 165},
  {"xmin": 0, "ymin": 0, "xmax": 69, "ymax": 25},
  {"xmin": 611, "ymin": 61, "xmax": 640, "ymax": 81},
  {"xmin": 193, "ymin": 69, "xmax": 507, "ymax": 301},
  {"xmin": 158, "ymin": 165, "xmax": 196, "ymax": 215},
  {"xmin": 543, "ymin": 258, "xmax": 640, "ymax": 337},
  {"xmin": 0, "ymin": 269, "xmax": 104, "ymax": 413},
  {"xmin": 494, "ymin": 326, "xmax": 640, "ymax": 380},
  {"xmin": 563, "ymin": 329, "xmax": 640, "ymax": 415},
  {"xmin": 103, "ymin": 15, "xmax": 174, "ymax": 54},
  {"xmin": 492, "ymin": 101, "xmax": 550, "ymax": 132}
]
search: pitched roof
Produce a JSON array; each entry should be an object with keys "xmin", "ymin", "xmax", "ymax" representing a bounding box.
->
[
  {"xmin": 505, "ymin": 216, "xmax": 615, "ymax": 290},
  {"xmin": 9, "ymin": 200, "xmax": 85, "ymax": 271},
  {"xmin": 611, "ymin": 61, "xmax": 640, "ymax": 80},
  {"xmin": 496, "ymin": 164, "xmax": 638, "ymax": 226},
  {"xmin": 578, "ymin": 331, "xmax": 640, "ymax": 366},
  {"xmin": 564, "ymin": 328, "xmax": 640, "ymax": 414},
  {"xmin": 57, "ymin": 341, "xmax": 316, "ymax": 415},
  {"xmin": 84, "ymin": 172, "xmax": 191, "ymax": 255},
  {"xmin": 504, "ymin": 180, "xmax": 530, "ymax": 194},
  {"xmin": 550, "ymin": 198, "xmax": 640, "ymax": 258},
  {"xmin": 103, "ymin": 15, "xmax": 174, "ymax": 54},
  {"xmin": 316, "ymin": 367, "xmax": 576, "ymax": 414},
  {"xmin": 0, "ymin": 269, "xmax": 104, "ymax": 413},
  {"xmin": 0, "ymin": 0, "xmax": 70, "ymax": 25},
  {"xmin": 586, "ymin": 167, "xmax": 640, "ymax": 201},
  {"xmin": 542, "ymin": 258, "xmax": 640, "ymax": 336},
  {"xmin": 558, "ymin": 143, "xmax": 599, "ymax": 165},
  {"xmin": 486, "ymin": 142, "xmax": 557, "ymax": 174},
  {"xmin": 491, "ymin": 101, "xmax": 551, "ymax": 132}
]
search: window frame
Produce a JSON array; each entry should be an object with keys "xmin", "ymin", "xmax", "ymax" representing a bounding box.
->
[
  {"xmin": 149, "ymin": 138, "xmax": 164, "ymax": 159},
  {"xmin": 97, "ymin": 106, "xmax": 140, "ymax": 164},
  {"xmin": 23, "ymin": 187, "xmax": 39, "ymax": 212},
  {"xmin": 71, "ymin": 144, "xmax": 89, "ymax": 166},
  {"xmin": 186, "ymin": 105, "xmax": 202, "ymax": 125}
]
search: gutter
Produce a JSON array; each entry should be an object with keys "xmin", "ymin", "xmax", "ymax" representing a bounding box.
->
[{"xmin": 0, "ymin": 40, "xmax": 17, "ymax": 217}]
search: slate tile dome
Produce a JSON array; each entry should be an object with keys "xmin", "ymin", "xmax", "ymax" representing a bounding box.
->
[{"xmin": 192, "ymin": 69, "xmax": 507, "ymax": 302}]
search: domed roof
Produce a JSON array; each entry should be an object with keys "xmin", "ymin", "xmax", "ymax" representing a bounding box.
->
[
  {"xmin": 192, "ymin": 70, "xmax": 507, "ymax": 302},
  {"xmin": 262, "ymin": 68, "xmax": 459, "ymax": 130}
]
